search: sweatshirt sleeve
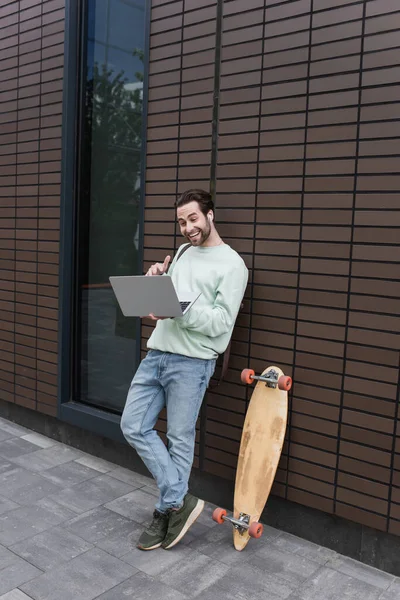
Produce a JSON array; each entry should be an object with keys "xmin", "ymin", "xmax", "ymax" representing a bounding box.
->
[{"xmin": 175, "ymin": 262, "xmax": 248, "ymax": 338}]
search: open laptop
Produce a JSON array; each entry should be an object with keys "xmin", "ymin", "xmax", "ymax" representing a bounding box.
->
[{"xmin": 109, "ymin": 275, "xmax": 201, "ymax": 318}]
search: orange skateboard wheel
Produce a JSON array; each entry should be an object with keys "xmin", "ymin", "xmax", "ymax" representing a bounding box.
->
[
  {"xmin": 278, "ymin": 375, "xmax": 292, "ymax": 391},
  {"xmin": 241, "ymin": 369, "xmax": 255, "ymax": 385},
  {"xmin": 212, "ymin": 507, "xmax": 227, "ymax": 524},
  {"xmin": 248, "ymin": 522, "xmax": 263, "ymax": 539}
]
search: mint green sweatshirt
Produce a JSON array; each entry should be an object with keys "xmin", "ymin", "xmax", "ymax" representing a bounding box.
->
[{"xmin": 147, "ymin": 244, "xmax": 249, "ymax": 360}]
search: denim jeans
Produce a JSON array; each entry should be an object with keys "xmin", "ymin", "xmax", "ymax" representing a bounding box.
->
[{"xmin": 120, "ymin": 350, "xmax": 216, "ymax": 513}]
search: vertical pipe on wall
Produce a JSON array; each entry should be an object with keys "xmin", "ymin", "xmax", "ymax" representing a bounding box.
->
[
  {"xmin": 209, "ymin": 0, "xmax": 223, "ymax": 203},
  {"xmin": 387, "ymin": 355, "xmax": 400, "ymax": 533},
  {"xmin": 199, "ymin": 0, "xmax": 224, "ymax": 472},
  {"xmin": 283, "ymin": 0, "xmax": 314, "ymax": 502},
  {"xmin": 172, "ymin": 0, "xmax": 185, "ymax": 255},
  {"xmin": 245, "ymin": 0, "xmax": 268, "ymax": 413},
  {"xmin": 332, "ymin": 0, "xmax": 368, "ymax": 522}
]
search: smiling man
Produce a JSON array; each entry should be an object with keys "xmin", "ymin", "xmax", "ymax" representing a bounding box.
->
[{"xmin": 120, "ymin": 189, "xmax": 248, "ymax": 551}]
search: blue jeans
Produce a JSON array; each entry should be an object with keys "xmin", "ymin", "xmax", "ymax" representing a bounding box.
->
[{"xmin": 120, "ymin": 350, "xmax": 216, "ymax": 513}]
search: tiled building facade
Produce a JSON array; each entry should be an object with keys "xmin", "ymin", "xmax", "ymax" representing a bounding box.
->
[{"xmin": 1, "ymin": 0, "xmax": 400, "ymax": 567}]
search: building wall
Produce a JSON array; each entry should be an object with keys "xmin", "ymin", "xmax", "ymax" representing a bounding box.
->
[
  {"xmin": 143, "ymin": 0, "xmax": 400, "ymax": 537},
  {"xmin": 0, "ymin": 0, "xmax": 64, "ymax": 418},
  {"xmin": 0, "ymin": 0, "xmax": 400, "ymax": 539}
]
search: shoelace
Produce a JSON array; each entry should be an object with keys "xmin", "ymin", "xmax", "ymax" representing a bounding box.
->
[{"xmin": 148, "ymin": 511, "xmax": 164, "ymax": 532}]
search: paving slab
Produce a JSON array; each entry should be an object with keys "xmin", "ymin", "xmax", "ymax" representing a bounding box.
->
[
  {"xmin": 0, "ymin": 496, "xmax": 19, "ymax": 517},
  {"xmin": 0, "ymin": 459, "xmax": 15, "ymax": 476},
  {"xmin": 9, "ymin": 445, "xmax": 82, "ymax": 472},
  {"xmin": 291, "ymin": 566, "xmax": 384, "ymax": 600},
  {"xmin": 380, "ymin": 578, "xmax": 400, "ymax": 600},
  {"xmin": 0, "ymin": 430, "xmax": 16, "ymax": 444},
  {"xmin": 271, "ymin": 531, "xmax": 339, "ymax": 565},
  {"xmin": 0, "ymin": 417, "xmax": 397, "ymax": 600},
  {"xmin": 247, "ymin": 544, "xmax": 322, "ymax": 587},
  {"xmin": 187, "ymin": 520, "xmax": 281, "ymax": 566},
  {"xmin": 105, "ymin": 487, "xmax": 159, "ymax": 523},
  {"xmin": 95, "ymin": 571, "xmax": 188, "ymax": 600},
  {"xmin": 0, "ymin": 438, "xmax": 42, "ymax": 460},
  {"xmin": 74, "ymin": 455, "xmax": 117, "ymax": 474},
  {"xmin": 0, "ymin": 501, "xmax": 75, "ymax": 546},
  {"xmin": 121, "ymin": 542, "xmax": 197, "ymax": 577},
  {"xmin": 157, "ymin": 550, "xmax": 231, "ymax": 598},
  {"xmin": 0, "ymin": 590, "xmax": 33, "ymax": 600},
  {"xmin": 20, "ymin": 548, "xmax": 134, "ymax": 600},
  {"xmin": 0, "ymin": 468, "xmax": 63, "ymax": 506},
  {"xmin": 63, "ymin": 506, "xmax": 135, "ymax": 544},
  {"xmin": 0, "ymin": 420, "xmax": 31, "ymax": 437},
  {"xmin": 332, "ymin": 556, "xmax": 395, "ymax": 591},
  {"xmin": 106, "ymin": 466, "xmax": 156, "ymax": 487},
  {"xmin": 213, "ymin": 561, "xmax": 296, "ymax": 600},
  {"xmin": 47, "ymin": 474, "xmax": 134, "ymax": 514},
  {"xmin": 10, "ymin": 527, "xmax": 93, "ymax": 571},
  {"xmin": 96, "ymin": 520, "xmax": 143, "ymax": 558},
  {"xmin": 20, "ymin": 433, "xmax": 58, "ymax": 449},
  {"xmin": 39, "ymin": 461, "xmax": 101, "ymax": 487},
  {"xmin": 0, "ymin": 555, "xmax": 42, "ymax": 596},
  {"xmin": 0, "ymin": 544, "xmax": 18, "ymax": 570}
]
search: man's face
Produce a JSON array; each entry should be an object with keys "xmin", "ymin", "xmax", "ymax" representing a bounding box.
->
[{"xmin": 177, "ymin": 201, "xmax": 212, "ymax": 246}]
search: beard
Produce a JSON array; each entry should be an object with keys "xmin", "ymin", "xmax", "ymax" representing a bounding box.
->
[{"xmin": 186, "ymin": 220, "xmax": 211, "ymax": 246}]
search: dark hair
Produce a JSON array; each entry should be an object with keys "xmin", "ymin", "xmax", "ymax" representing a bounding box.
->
[{"xmin": 175, "ymin": 189, "xmax": 214, "ymax": 218}]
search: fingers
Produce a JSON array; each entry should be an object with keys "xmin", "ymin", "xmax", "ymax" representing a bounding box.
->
[
  {"xmin": 146, "ymin": 255, "xmax": 171, "ymax": 276},
  {"xmin": 162, "ymin": 255, "xmax": 171, "ymax": 273},
  {"xmin": 149, "ymin": 265, "xmax": 159, "ymax": 276},
  {"xmin": 147, "ymin": 314, "xmax": 168, "ymax": 321},
  {"xmin": 146, "ymin": 264, "xmax": 159, "ymax": 276}
]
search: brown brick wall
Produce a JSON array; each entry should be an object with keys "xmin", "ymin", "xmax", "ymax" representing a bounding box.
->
[
  {"xmin": 0, "ymin": 0, "xmax": 64, "ymax": 418},
  {"xmin": 143, "ymin": 0, "xmax": 400, "ymax": 535},
  {"xmin": 1, "ymin": 0, "xmax": 400, "ymax": 537}
]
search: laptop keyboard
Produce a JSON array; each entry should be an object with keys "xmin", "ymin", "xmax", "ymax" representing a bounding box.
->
[{"xmin": 179, "ymin": 301, "xmax": 191, "ymax": 312}]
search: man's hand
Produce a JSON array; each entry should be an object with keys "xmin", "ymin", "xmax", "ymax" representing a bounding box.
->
[
  {"xmin": 141, "ymin": 313, "xmax": 168, "ymax": 321},
  {"xmin": 147, "ymin": 314, "xmax": 168, "ymax": 321},
  {"xmin": 146, "ymin": 255, "xmax": 171, "ymax": 276}
]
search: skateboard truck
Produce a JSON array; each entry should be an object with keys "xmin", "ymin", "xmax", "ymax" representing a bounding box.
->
[
  {"xmin": 212, "ymin": 508, "xmax": 263, "ymax": 538},
  {"xmin": 225, "ymin": 512, "xmax": 250, "ymax": 533},
  {"xmin": 250, "ymin": 368, "xmax": 279, "ymax": 388},
  {"xmin": 241, "ymin": 368, "xmax": 292, "ymax": 391}
]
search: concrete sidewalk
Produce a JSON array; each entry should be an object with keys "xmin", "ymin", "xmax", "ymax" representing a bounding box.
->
[{"xmin": 0, "ymin": 415, "xmax": 398, "ymax": 600}]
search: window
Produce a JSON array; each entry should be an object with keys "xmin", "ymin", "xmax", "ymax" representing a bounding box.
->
[{"xmin": 75, "ymin": 0, "xmax": 146, "ymax": 412}]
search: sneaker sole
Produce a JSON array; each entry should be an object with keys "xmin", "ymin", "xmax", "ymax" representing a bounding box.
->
[
  {"xmin": 162, "ymin": 499, "xmax": 205, "ymax": 550},
  {"xmin": 137, "ymin": 541, "xmax": 163, "ymax": 551}
]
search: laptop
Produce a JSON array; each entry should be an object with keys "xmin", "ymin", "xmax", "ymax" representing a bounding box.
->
[{"xmin": 109, "ymin": 275, "xmax": 201, "ymax": 318}]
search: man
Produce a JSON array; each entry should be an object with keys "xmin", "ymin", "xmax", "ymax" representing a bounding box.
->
[{"xmin": 121, "ymin": 189, "xmax": 248, "ymax": 551}]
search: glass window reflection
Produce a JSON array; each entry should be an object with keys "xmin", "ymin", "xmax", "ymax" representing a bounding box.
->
[{"xmin": 77, "ymin": 0, "xmax": 146, "ymax": 412}]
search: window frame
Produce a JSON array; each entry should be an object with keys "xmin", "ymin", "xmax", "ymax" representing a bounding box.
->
[{"xmin": 58, "ymin": 0, "xmax": 150, "ymax": 439}]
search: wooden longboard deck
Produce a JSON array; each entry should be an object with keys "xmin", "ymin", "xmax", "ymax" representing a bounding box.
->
[{"xmin": 233, "ymin": 365, "xmax": 288, "ymax": 551}]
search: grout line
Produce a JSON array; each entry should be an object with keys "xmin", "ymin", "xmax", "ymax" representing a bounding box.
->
[
  {"xmin": 333, "ymin": 0, "xmax": 368, "ymax": 517},
  {"xmin": 284, "ymin": 0, "xmax": 313, "ymax": 501}
]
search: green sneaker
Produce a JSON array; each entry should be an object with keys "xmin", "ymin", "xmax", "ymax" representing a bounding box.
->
[
  {"xmin": 162, "ymin": 493, "xmax": 204, "ymax": 550},
  {"xmin": 137, "ymin": 510, "xmax": 170, "ymax": 551}
]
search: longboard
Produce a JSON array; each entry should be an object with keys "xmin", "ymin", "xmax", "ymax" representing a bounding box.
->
[{"xmin": 212, "ymin": 365, "xmax": 291, "ymax": 551}]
